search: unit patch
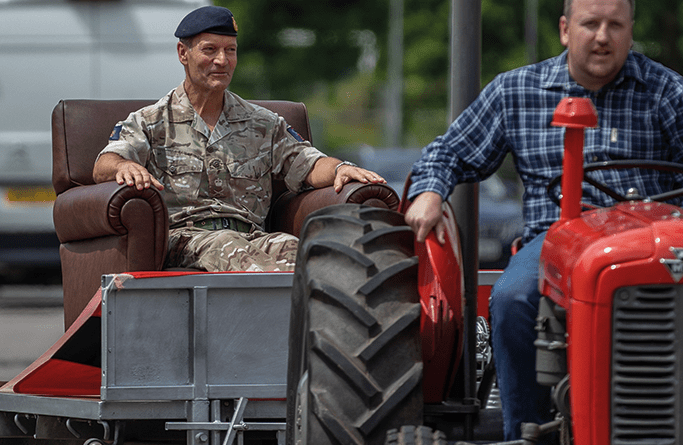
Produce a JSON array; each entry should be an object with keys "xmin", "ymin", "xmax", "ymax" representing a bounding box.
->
[
  {"xmin": 661, "ymin": 247, "xmax": 683, "ymax": 282},
  {"xmin": 287, "ymin": 126, "xmax": 304, "ymax": 142},
  {"xmin": 109, "ymin": 124, "xmax": 122, "ymax": 141}
]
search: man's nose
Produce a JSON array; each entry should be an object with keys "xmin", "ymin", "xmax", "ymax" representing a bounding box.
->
[
  {"xmin": 214, "ymin": 50, "xmax": 228, "ymax": 65},
  {"xmin": 596, "ymin": 22, "xmax": 609, "ymax": 43}
]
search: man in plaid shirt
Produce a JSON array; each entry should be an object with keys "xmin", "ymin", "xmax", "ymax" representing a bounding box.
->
[{"xmin": 406, "ymin": 0, "xmax": 683, "ymax": 441}]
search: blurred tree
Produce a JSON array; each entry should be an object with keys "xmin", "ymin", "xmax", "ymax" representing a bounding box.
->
[
  {"xmin": 632, "ymin": 0, "xmax": 683, "ymax": 74},
  {"xmin": 219, "ymin": 0, "xmax": 389, "ymax": 100}
]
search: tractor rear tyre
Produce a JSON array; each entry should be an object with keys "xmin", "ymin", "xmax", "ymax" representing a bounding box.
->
[{"xmin": 286, "ymin": 204, "xmax": 423, "ymax": 445}]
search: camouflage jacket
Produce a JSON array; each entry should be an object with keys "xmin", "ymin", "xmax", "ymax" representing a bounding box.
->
[{"xmin": 99, "ymin": 83, "xmax": 326, "ymax": 229}]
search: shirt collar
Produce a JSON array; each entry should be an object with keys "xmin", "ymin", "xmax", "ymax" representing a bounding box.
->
[
  {"xmin": 541, "ymin": 51, "xmax": 572, "ymax": 90},
  {"xmin": 171, "ymin": 83, "xmax": 255, "ymax": 122}
]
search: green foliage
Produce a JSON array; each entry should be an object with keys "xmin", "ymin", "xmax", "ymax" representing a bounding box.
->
[
  {"xmin": 631, "ymin": 0, "xmax": 683, "ymax": 73},
  {"xmin": 218, "ymin": 0, "xmax": 389, "ymax": 101}
]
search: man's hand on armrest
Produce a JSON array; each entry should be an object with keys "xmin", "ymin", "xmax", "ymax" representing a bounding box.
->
[
  {"xmin": 305, "ymin": 157, "xmax": 386, "ymax": 193},
  {"xmin": 93, "ymin": 152, "xmax": 164, "ymax": 191}
]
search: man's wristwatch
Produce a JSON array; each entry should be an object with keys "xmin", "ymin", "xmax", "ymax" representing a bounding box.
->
[{"xmin": 335, "ymin": 160, "xmax": 357, "ymax": 176}]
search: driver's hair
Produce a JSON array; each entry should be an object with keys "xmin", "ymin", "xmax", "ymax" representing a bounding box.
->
[{"xmin": 563, "ymin": 0, "xmax": 635, "ymax": 20}]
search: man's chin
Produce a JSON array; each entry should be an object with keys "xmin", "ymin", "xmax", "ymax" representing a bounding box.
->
[
  {"xmin": 207, "ymin": 80, "xmax": 231, "ymax": 92},
  {"xmin": 586, "ymin": 64, "xmax": 619, "ymax": 83}
]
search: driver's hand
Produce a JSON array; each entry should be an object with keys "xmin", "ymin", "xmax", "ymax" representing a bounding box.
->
[{"xmin": 405, "ymin": 192, "xmax": 446, "ymax": 244}]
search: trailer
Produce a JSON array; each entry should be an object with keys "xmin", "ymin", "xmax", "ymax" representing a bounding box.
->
[{"xmin": 0, "ymin": 271, "xmax": 295, "ymax": 445}]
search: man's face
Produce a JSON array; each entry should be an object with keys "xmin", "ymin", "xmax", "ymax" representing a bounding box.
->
[
  {"xmin": 560, "ymin": 0, "xmax": 633, "ymax": 91},
  {"xmin": 178, "ymin": 33, "xmax": 237, "ymax": 94}
]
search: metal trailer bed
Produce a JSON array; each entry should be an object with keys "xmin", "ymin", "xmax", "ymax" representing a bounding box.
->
[{"xmin": 0, "ymin": 272, "xmax": 293, "ymax": 445}]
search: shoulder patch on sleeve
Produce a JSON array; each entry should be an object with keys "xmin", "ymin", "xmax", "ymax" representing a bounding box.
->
[
  {"xmin": 109, "ymin": 124, "xmax": 123, "ymax": 141},
  {"xmin": 287, "ymin": 126, "xmax": 305, "ymax": 142}
]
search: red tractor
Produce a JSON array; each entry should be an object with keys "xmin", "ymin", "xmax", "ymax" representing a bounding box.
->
[{"xmin": 285, "ymin": 97, "xmax": 683, "ymax": 444}]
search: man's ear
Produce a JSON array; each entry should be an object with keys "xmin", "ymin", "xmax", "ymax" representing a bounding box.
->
[
  {"xmin": 177, "ymin": 41, "xmax": 188, "ymax": 66},
  {"xmin": 559, "ymin": 16, "xmax": 569, "ymax": 47}
]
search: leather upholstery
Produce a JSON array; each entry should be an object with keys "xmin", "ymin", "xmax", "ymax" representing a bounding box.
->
[{"xmin": 51, "ymin": 99, "xmax": 399, "ymax": 329}]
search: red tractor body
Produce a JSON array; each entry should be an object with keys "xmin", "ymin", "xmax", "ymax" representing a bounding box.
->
[
  {"xmin": 541, "ymin": 200, "xmax": 683, "ymax": 444},
  {"xmin": 537, "ymin": 97, "xmax": 683, "ymax": 444},
  {"xmin": 416, "ymin": 204, "xmax": 465, "ymax": 404}
]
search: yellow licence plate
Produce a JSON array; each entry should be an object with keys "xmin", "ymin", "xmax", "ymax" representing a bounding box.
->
[{"xmin": 6, "ymin": 186, "xmax": 56, "ymax": 203}]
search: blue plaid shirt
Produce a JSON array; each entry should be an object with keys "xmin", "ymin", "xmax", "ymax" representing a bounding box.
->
[{"xmin": 409, "ymin": 50, "xmax": 683, "ymax": 245}]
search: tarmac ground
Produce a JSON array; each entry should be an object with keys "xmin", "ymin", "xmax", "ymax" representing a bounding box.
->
[{"xmin": 0, "ymin": 285, "xmax": 64, "ymax": 382}]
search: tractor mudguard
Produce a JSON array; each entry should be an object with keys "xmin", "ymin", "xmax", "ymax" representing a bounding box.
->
[{"xmin": 416, "ymin": 202, "xmax": 465, "ymax": 403}]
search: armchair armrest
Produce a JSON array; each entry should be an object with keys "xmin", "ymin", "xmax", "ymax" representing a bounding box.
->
[
  {"xmin": 54, "ymin": 182, "xmax": 169, "ymax": 329},
  {"xmin": 53, "ymin": 181, "xmax": 169, "ymax": 263},
  {"xmin": 266, "ymin": 182, "xmax": 399, "ymax": 237}
]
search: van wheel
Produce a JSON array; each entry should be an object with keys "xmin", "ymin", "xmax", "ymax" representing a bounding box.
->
[
  {"xmin": 385, "ymin": 425, "xmax": 448, "ymax": 445},
  {"xmin": 286, "ymin": 204, "xmax": 423, "ymax": 445}
]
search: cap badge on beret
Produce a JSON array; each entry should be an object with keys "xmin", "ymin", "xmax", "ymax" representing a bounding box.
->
[{"xmin": 174, "ymin": 6, "xmax": 238, "ymax": 39}]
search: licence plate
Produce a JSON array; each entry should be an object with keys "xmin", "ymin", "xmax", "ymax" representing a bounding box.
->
[{"xmin": 6, "ymin": 186, "xmax": 56, "ymax": 203}]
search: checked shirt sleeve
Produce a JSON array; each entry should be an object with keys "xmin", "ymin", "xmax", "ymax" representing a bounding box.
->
[{"xmin": 408, "ymin": 75, "xmax": 512, "ymax": 201}]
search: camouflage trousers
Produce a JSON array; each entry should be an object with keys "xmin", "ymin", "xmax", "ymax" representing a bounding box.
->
[{"xmin": 165, "ymin": 227, "xmax": 298, "ymax": 272}]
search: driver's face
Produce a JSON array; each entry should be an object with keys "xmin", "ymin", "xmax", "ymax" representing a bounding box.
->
[{"xmin": 560, "ymin": 0, "xmax": 633, "ymax": 91}]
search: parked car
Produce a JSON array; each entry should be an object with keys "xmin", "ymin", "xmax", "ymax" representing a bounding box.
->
[{"xmin": 348, "ymin": 146, "xmax": 524, "ymax": 269}]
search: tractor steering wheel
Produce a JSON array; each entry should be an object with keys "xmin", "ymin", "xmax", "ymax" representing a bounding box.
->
[{"xmin": 547, "ymin": 159, "xmax": 683, "ymax": 208}]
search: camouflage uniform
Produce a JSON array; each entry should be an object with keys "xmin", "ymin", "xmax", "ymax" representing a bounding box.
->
[{"xmin": 99, "ymin": 83, "xmax": 326, "ymax": 272}]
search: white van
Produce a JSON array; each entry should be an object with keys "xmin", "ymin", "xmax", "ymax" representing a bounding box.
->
[{"xmin": 0, "ymin": 0, "xmax": 210, "ymax": 279}]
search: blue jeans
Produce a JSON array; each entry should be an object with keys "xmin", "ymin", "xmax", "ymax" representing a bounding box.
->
[{"xmin": 490, "ymin": 232, "xmax": 555, "ymax": 443}]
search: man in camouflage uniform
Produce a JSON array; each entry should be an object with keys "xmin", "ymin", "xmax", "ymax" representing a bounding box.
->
[{"xmin": 93, "ymin": 6, "xmax": 385, "ymax": 272}]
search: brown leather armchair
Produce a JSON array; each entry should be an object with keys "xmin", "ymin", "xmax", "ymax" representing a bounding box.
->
[{"xmin": 52, "ymin": 99, "xmax": 399, "ymax": 329}]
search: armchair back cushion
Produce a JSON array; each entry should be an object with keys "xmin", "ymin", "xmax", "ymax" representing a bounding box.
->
[{"xmin": 52, "ymin": 99, "xmax": 312, "ymax": 194}]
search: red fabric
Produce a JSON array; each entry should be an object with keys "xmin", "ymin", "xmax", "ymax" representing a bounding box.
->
[
  {"xmin": 1, "ymin": 290, "xmax": 102, "ymax": 397},
  {"xmin": 125, "ymin": 270, "xmax": 292, "ymax": 279},
  {"xmin": 11, "ymin": 359, "xmax": 100, "ymax": 397}
]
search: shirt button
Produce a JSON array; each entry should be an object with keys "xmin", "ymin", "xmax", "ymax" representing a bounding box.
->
[
  {"xmin": 210, "ymin": 159, "xmax": 222, "ymax": 169},
  {"xmin": 169, "ymin": 165, "xmax": 177, "ymax": 174},
  {"xmin": 207, "ymin": 146, "xmax": 214, "ymax": 153}
]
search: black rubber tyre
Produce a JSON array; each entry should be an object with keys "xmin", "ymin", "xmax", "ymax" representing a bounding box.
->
[
  {"xmin": 286, "ymin": 204, "xmax": 423, "ymax": 445},
  {"xmin": 385, "ymin": 425, "xmax": 448, "ymax": 445}
]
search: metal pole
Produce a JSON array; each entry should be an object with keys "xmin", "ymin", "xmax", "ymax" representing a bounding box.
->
[
  {"xmin": 386, "ymin": 0, "xmax": 404, "ymax": 148},
  {"xmin": 449, "ymin": 0, "xmax": 481, "ymax": 439}
]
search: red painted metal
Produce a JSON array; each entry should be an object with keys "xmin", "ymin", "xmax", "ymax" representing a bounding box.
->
[
  {"xmin": 399, "ymin": 177, "xmax": 466, "ymax": 402},
  {"xmin": 540, "ymin": 97, "xmax": 683, "ymax": 444},
  {"xmin": 551, "ymin": 97, "xmax": 598, "ymax": 221},
  {"xmin": 415, "ymin": 202, "xmax": 465, "ymax": 403},
  {"xmin": 550, "ymin": 97, "xmax": 599, "ymax": 129}
]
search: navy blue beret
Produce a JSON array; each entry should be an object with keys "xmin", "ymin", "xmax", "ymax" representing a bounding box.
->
[{"xmin": 174, "ymin": 6, "xmax": 238, "ymax": 39}]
